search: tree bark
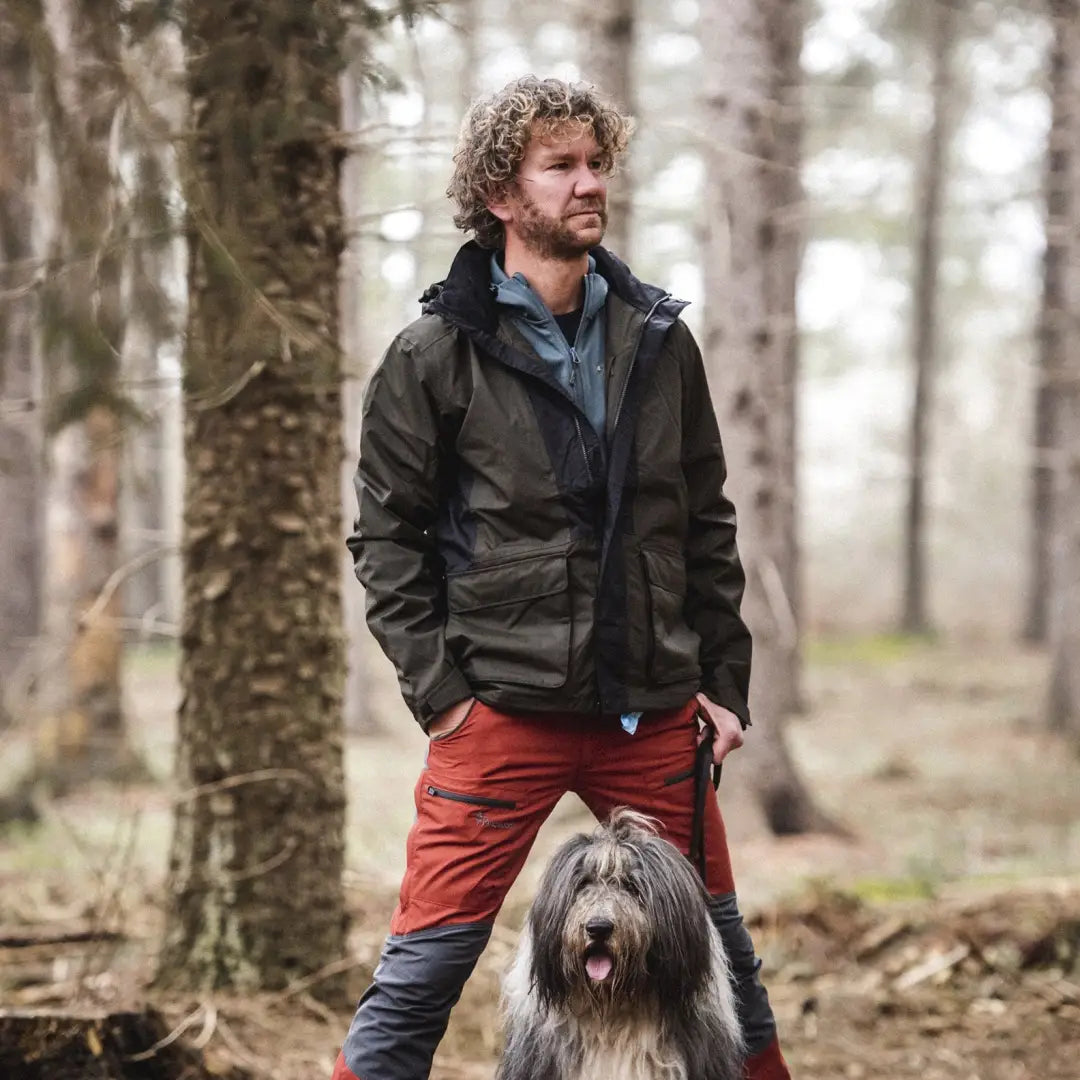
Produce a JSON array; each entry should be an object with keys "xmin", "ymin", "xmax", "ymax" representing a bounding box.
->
[
  {"xmin": 1048, "ymin": 0, "xmax": 1080, "ymax": 742},
  {"xmin": 900, "ymin": 0, "xmax": 958, "ymax": 636},
  {"xmin": 701, "ymin": 0, "xmax": 829, "ymax": 834},
  {"xmin": 584, "ymin": 0, "xmax": 635, "ymax": 261},
  {"xmin": 1026, "ymin": 12, "xmax": 1068, "ymax": 645},
  {"xmin": 158, "ymin": 0, "xmax": 347, "ymax": 994},
  {"xmin": 0, "ymin": 7, "xmax": 43, "ymax": 728}
]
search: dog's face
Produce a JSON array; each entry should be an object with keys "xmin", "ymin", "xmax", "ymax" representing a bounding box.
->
[{"xmin": 527, "ymin": 811, "xmax": 714, "ymax": 1017}]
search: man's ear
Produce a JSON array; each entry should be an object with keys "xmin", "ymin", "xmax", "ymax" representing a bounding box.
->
[{"xmin": 486, "ymin": 185, "xmax": 514, "ymax": 225}]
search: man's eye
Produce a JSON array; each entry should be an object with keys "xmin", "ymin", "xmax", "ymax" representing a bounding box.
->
[{"xmin": 589, "ymin": 161, "xmax": 604, "ymax": 171}]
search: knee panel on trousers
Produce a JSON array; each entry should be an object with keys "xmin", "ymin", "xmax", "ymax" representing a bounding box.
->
[
  {"xmin": 708, "ymin": 892, "xmax": 778, "ymax": 1056},
  {"xmin": 340, "ymin": 923, "xmax": 491, "ymax": 1080}
]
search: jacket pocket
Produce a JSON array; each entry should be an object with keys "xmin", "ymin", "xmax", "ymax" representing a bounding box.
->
[
  {"xmin": 445, "ymin": 548, "xmax": 571, "ymax": 688},
  {"xmin": 641, "ymin": 546, "xmax": 701, "ymax": 685}
]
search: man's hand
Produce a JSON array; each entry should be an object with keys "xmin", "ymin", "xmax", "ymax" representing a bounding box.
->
[
  {"xmin": 694, "ymin": 693, "xmax": 744, "ymax": 764},
  {"xmin": 428, "ymin": 696, "xmax": 476, "ymax": 739}
]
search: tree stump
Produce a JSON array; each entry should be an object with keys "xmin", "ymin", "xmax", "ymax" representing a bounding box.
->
[{"xmin": 0, "ymin": 1008, "xmax": 248, "ymax": 1080}]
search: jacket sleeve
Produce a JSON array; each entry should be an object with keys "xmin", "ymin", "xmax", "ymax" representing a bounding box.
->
[
  {"xmin": 347, "ymin": 331, "xmax": 472, "ymax": 729},
  {"xmin": 677, "ymin": 323, "xmax": 753, "ymax": 728}
]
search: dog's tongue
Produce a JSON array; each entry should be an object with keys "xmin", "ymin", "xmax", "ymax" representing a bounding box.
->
[{"xmin": 586, "ymin": 953, "xmax": 613, "ymax": 981}]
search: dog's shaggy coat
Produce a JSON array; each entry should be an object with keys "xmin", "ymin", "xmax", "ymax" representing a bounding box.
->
[{"xmin": 497, "ymin": 810, "xmax": 743, "ymax": 1080}]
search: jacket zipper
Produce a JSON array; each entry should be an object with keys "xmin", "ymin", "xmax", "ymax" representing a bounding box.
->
[
  {"xmin": 574, "ymin": 415, "xmax": 592, "ymax": 481},
  {"xmin": 612, "ymin": 294, "xmax": 669, "ymax": 434},
  {"xmin": 425, "ymin": 785, "xmax": 517, "ymax": 810}
]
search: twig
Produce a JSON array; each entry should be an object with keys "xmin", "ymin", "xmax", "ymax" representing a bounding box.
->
[
  {"xmin": 227, "ymin": 838, "xmax": 297, "ymax": 882},
  {"xmin": 296, "ymin": 992, "xmax": 338, "ymax": 1026},
  {"xmin": 189, "ymin": 358, "xmax": 267, "ymax": 412},
  {"xmin": 123, "ymin": 1002, "xmax": 213, "ymax": 1061},
  {"xmin": 278, "ymin": 955, "xmax": 362, "ymax": 1000},
  {"xmin": 214, "ymin": 1012, "xmax": 273, "ymax": 1073},
  {"xmin": 78, "ymin": 546, "xmax": 179, "ymax": 629},
  {"xmin": 171, "ymin": 768, "xmax": 314, "ymax": 805}
]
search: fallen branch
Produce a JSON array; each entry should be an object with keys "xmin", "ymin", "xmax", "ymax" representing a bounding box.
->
[
  {"xmin": 0, "ymin": 926, "xmax": 124, "ymax": 949},
  {"xmin": 894, "ymin": 944, "xmax": 971, "ymax": 991}
]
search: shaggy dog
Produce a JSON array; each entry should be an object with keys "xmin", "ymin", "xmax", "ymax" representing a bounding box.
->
[{"xmin": 497, "ymin": 810, "xmax": 744, "ymax": 1080}]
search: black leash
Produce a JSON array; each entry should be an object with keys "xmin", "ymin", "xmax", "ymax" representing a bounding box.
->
[{"xmin": 688, "ymin": 725, "xmax": 722, "ymax": 884}]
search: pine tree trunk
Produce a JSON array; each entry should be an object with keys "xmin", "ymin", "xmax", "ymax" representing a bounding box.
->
[
  {"xmin": 771, "ymin": 0, "xmax": 805, "ymax": 716},
  {"xmin": 31, "ymin": 0, "xmax": 139, "ymax": 793},
  {"xmin": 158, "ymin": 0, "xmax": 347, "ymax": 994},
  {"xmin": 701, "ymin": 0, "xmax": 829, "ymax": 834},
  {"xmin": 0, "ymin": 10, "xmax": 43, "ymax": 729},
  {"xmin": 901, "ymin": 0, "xmax": 957, "ymax": 636},
  {"xmin": 1026, "ymin": 13, "xmax": 1068, "ymax": 646},
  {"xmin": 340, "ymin": 58, "xmax": 376, "ymax": 734},
  {"xmin": 585, "ymin": 0, "xmax": 635, "ymax": 261},
  {"xmin": 1048, "ymin": 0, "xmax": 1080, "ymax": 742},
  {"xmin": 118, "ymin": 23, "xmax": 186, "ymax": 633}
]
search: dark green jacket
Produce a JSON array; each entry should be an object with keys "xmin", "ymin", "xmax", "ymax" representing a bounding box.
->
[{"xmin": 348, "ymin": 241, "xmax": 752, "ymax": 730}]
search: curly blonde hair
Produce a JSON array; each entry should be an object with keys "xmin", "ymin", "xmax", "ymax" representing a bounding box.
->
[{"xmin": 448, "ymin": 76, "xmax": 633, "ymax": 249}]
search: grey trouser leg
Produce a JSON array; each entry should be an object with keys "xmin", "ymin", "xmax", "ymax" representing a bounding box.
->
[
  {"xmin": 709, "ymin": 893, "xmax": 779, "ymax": 1056},
  {"xmin": 340, "ymin": 923, "xmax": 492, "ymax": 1079}
]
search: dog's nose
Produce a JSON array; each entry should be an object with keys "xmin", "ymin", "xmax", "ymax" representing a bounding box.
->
[{"xmin": 585, "ymin": 917, "xmax": 614, "ymax": 940}]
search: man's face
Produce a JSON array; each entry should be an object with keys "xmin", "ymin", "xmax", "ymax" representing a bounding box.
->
[{"xmin": 493, "ymin": 125, "xmax": 609, "ymax": 259}]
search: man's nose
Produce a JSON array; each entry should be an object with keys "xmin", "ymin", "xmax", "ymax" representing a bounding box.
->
[{"xmin": 574, "ymin": 166, "xmax": 605, "ymax": 197}]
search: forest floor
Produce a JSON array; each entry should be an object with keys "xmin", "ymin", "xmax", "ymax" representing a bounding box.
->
[{"xmin": 1, "ymin": 637, "xmax": 1079, "ymax": 1078}]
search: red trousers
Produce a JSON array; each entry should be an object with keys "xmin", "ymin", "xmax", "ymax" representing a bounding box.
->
[
  {"xmin": 391, "ymin": 698, "xmax": 735, "ymax": 935},
  {"xmin": 333, "ymin": 699, "xmax": 792, "ymax": 1080}
]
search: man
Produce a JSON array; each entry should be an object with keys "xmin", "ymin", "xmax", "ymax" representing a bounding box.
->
[{"xmin": 332, "ymin": 76, "xmax": 792, "ymax": 1080}]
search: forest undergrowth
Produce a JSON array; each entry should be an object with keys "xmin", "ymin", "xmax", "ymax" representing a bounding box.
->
[{"xmin": 1, "ymin": 637, "xmax": 1077, "ymax": 1078}]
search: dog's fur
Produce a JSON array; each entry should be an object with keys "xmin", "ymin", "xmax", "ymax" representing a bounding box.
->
[{"xmin": 497, "ymin": 810, "xmax": 744, "ymax": 1080}]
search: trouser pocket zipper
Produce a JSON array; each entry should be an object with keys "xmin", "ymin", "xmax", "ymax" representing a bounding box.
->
[
  {"xmin": 425, "ymin": 785, "xmax": 517, "ymax": 810},
  {"xmin": 663, "ymin": 766, "xmax": 695, "ymax": 786}
]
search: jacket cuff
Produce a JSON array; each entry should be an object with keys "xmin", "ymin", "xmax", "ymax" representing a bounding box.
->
[
  {"xmin": 701, "ymin": 676, "xmax": 751, "ymax": 730},
  {"xmin": 414, "ymin": 666, "xmax": 473, "ymax": 730}
]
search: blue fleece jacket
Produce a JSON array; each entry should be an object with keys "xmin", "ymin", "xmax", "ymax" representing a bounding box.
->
[{"xmin": 490, "ymin": 253, "xmax": 609, "ymax": 441}]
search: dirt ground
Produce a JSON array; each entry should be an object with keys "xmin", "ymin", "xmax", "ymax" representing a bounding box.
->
[{"xmin": 1, "ymin": 637, "xmax": 1079, "ymax": 1078}]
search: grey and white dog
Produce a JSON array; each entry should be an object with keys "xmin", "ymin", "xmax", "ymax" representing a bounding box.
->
[{"xmin": 497, "ymin": 810, "xmax": 744, "ymax": 1080}]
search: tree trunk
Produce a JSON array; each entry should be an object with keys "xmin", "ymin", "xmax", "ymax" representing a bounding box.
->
[
  {"xmin": 457, "ymin": 0, "xmax": 479, "ymax": 112},
  {"xmin": 1048, "ymin": 0, "xmax": 1080, "ymax": 743},
  {"xmin": 585, "ymin": 0, "xmax": 635, "ymax": 261},
  {"xmin": 118, "ymin": 27, "xmax": 186, "ymax": 633},
  {"xmin": 0, "ymin": 8, "xmax": 43, "ymax": 729},
  {"xmin": 340, "ymin": 57, "xmax": 377, "ymax": 734},
  {"xmin": 118, "ymin": 21, "xmax": 187, "ymax": 635},
  {"xmin": 769, "ymin": 0, "xmax": 805, "ymax": 716},
  {"xmin": 1026, "ymin": 12, "xmax": 1068, "ymax": 646},
  {"xmin": 701, "ymin": 0, "xmax": 829, "ymax": 834},
  {"xmin": 900, "ymin": 0, "xmax": 958, "ymax": 636},
  {"xmin": 158, "ymin": 0, "xmax": 347, "ymax": 995},
  {"xmin": 29, "ymin": 0, "xmax": 140, "ymax": 795}
]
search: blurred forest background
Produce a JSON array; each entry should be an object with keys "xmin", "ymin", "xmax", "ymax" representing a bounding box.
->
[{"xmin": 1, "ymin": 0, "xmax": 1079, "ymax": 1077}]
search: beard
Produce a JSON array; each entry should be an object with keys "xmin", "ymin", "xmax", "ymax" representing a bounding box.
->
[{"xmin": 514, "ymin": 189, "xmax": 607, "ymax": 260}]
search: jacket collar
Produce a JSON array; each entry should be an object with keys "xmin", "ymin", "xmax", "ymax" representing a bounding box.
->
[
  {"xmin": 490, "ymin": 252, "xmax": 609, "ymax": 326},
  {"xmin": 423, "ymin": 240, "xmax": 673, "ymax": 332}
]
